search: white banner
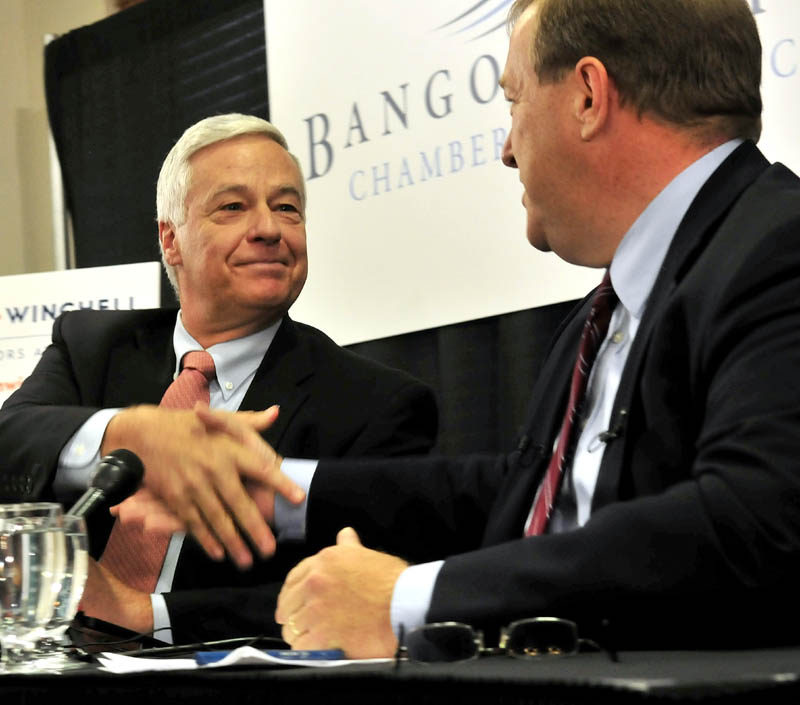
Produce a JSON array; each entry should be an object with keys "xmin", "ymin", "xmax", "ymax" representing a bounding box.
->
[
  {"xmin": 0, "ymin": 262, "xmax": 161, "ymax": 405},
  {"xmin": 265, "ymin": 0, "xmax": 799, "ymax": 345},
  {"xmin": 753, "ymin": 1, "xmax": 800, "ymax": 172}
]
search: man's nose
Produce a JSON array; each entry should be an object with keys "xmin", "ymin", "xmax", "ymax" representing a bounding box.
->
[
  {"xmin": 501, "ymin": 132, "xmax": 517, "ymax": 168},
  {"xmin": 248, "ymin": 205, "xmax": 281, "ymax": 243}
]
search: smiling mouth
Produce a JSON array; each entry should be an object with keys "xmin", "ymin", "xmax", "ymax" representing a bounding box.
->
[{"xmin": 235, "ymin": 260, "xmax": 288, "ymax": 267}]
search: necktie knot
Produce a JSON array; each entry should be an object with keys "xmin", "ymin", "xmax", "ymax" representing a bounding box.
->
[
  {"xmin": 181, "ymin": 350, "xmax": 215, "ymax": 381},
  {"xmin": 588, "ymin": 272, "xmax": 618, "ymax": 331},
  {"xmin": 158, "ymin": 351, "xmax": 215, "ymax": 411}
]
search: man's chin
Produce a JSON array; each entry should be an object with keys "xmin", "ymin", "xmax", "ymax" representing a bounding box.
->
[{"xmin": 526, "ymin": 229, "xmax": 552, "ymax": 253}]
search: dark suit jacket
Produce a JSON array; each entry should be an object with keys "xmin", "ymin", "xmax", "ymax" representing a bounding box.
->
[
  {"xmin": 305, "ymin": 141, "xmax": 800, "ymax": 649},
  {"xmin": 0, "ymin": 311, "xmax": 437, "ymax": 642}
]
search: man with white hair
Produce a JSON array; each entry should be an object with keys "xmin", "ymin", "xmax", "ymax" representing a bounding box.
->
[{"xmin": 0, "ymin": 114, "xmax": 437, "ymax": 642}]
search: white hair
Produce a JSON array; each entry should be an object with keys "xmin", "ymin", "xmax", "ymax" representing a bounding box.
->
[{"xmin": 156, "ymin": 113, "xmax": 305, "ymax": 297}]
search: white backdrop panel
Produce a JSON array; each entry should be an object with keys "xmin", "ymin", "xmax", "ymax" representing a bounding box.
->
[
  {"xmin": 0, "ymin": 262, "xmax": 161, "ymax": 405},
  {"xmin": 265, "ymin": 0, "xmax": 798, "ymax": 345}
]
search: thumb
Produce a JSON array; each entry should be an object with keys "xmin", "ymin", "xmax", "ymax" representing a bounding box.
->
[
  {"xmin": 252, "ymin": 404, "xmax": 280, "ymax": 430},
  {"xmin": 336, "ymin": 526, "xmax": 362, "ymax": 546}
]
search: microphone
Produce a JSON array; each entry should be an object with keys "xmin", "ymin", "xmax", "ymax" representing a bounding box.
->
[
  {"xmin": 66, "ymin": 449, "xmax": 145, "ymax": 518},
  {"xmin": 592, "ymin": 409, "xmax": 628, "ymax": 449}
]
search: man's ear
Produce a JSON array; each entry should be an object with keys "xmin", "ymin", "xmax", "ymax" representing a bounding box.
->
[
  {"xmin": 158, "ymin": 221, "xmax": 182, "ymax": 266},
  {"xmin": 571, "ymin": 57, "xmax": 611, "ymax": 141}
]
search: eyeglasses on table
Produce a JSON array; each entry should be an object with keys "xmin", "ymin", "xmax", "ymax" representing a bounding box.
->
[{"xmin": 397, "ymin": 617, "xmax": 618, "ymax": 664}]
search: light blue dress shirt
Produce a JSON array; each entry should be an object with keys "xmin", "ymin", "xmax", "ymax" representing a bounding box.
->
[{"xmin": 55, "ymin": 311, "xmax": 281, "ymax": 643}]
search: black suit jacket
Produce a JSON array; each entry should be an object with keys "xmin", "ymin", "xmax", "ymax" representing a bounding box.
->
[
  {"xmin": 305, "ymin": 142, "xmax": 800, "ymax": 649},
  {"xmin": 0, "ymin": 311, "xmax": 437, "ymax": 641}
]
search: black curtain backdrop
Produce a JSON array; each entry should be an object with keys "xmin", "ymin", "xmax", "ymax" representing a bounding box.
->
[
  {"xmin": 44, "ymin": 0, "xmax": 580, "ymax": 455},
  {"xmin": 45, "ymin": 0, "xmax": 268, "ymax": 304}
]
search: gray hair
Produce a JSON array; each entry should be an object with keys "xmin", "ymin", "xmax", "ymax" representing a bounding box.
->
[{"xmin": 156, "ymin": 113, "xmax": 306, "ymax": 297}]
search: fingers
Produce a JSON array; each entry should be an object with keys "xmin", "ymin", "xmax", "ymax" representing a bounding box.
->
[
  {"xmin": 194, "ymin": 405, "xmax": 305, "ymax": 507},
  {"xmin": 110, "ymin": 405, "xmax": 298, "ymax": 568},
  {"xmin": 336, "ymin": 527, "xmax": 362, "ymax": 546},
  {"xmin": 163, "ymin": 439, "xmax": 274, "ymax": 566},
  {"xmin": 112, "ymin": 489, "xmax": 186, "ymax": 534},
  {"xmin": 275, "ymin": 557, "xmax": 313, "ymax": 624},
  {"xmin": 174, "ymin": 487, "xmax": 240, "ymax": 564},
  {"xmin": 194, "ymin": 404, "xmax": 280, "ymax": 434},
  {"xmin": 244, "ymin": 480, "xmax": 276, "ymax": 521}
]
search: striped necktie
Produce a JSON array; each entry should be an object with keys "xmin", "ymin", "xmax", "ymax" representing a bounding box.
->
[{"xmin": 525, "ymin": 273, "xmax": 617, "ymax": 536}]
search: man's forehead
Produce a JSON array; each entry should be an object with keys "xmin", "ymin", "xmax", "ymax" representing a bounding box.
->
[
  {"xmin": 512, "ymin": 4, "xmax": 538, "ymax": 52},
  {"xmin": 190, "ymin": 138, "xmax": 301, "ymax": 186},
  {"xmin": 191, "ymin": 135, "xmax": 285, "ymax": 164},
  {"xmin": 501, "ymin": 5, "xmax": 538, "ymax": 90}
]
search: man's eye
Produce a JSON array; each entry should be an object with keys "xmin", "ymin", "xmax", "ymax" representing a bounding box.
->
[
  {"xmin": 276, "ymin": 203, "xmax": 299, "ymax": 212},
  {"xmin": 221, "ymin": 202, "xmax": 243, "ymax": 211}
]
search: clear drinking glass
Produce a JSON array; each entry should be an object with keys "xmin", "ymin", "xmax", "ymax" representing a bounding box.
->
[
  {"xmin": 0, "ymin": 502, "xmax": 62, "ymax": 524},
  {"xmin": 0, "ymin": 503, "xmax": 64, "ymax": 672},
  {"xmin": 31, "ymin": 515, "xmax": 89, "ymax": 670}
]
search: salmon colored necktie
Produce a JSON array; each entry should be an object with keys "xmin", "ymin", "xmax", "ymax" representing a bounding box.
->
[{"xmin": 99, "ymin": 351, "xmax": 216, "ymax": 592}]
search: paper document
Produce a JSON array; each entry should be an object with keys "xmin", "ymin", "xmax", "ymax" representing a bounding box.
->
[{"xmin": 97, "ymin": 646, "xmax": 392, "ymax": 673}]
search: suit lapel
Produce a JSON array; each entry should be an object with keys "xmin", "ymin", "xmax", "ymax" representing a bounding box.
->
[
  {"xmin": 592, "ymin": 141, "xmax": 770, "ymax": 509},
  {"xmin": 482, "ymin": 297, "xmax": 593, "ymax": 543},
  {"xmin": 239, "ymin": 316, "xmax": 313, "ymax": 449},
  {"xmin": 104, "ymin": 311, "xmax": 176, "ymax": 406}
]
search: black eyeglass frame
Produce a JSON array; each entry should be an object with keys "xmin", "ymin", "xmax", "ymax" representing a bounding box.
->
[{"xmin": 399, "ymin": 617, "xmax": 615, "ymax": 664}]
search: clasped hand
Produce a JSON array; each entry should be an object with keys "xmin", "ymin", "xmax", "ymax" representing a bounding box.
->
[
  {"xmin": 106, "ymin": 403, "xmax": 303, "ymax": 568},
  {"xmin": 275, "ymin": 527, "xmax": 406, "ymax": 659}
]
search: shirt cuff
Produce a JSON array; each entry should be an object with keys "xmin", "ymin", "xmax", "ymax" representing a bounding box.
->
[
  {"xmin": 273, "ymin": 458, "xmax": 316, "ymax": 541},
  {"xmin": 150, "ymin": 593, "xmax": 173, "ymax": 644},
  {"xmin": 53, "ymin": 408, "xmax": 121, "ymax": 498},
  {"xmin": 390, "ymin": 560, "xmax": 444, "ymax": 642}
]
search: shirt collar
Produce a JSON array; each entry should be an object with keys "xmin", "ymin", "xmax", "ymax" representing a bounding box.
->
[
  {"xmin": 610, "ymin": 139, "xmax": 743, "ymax": 319},
  {"xmin": 172, "ymin": 313, "xmax": 282, "ymax": 401}
]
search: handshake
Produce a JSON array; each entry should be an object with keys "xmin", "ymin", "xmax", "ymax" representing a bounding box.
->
[
  {"xmin": 104, "ymin": 403, "xmax": 303, "ymax": 569},
  {"xmin": 92, "ymin": 402, "xmax": 402, "ymax": 658}
]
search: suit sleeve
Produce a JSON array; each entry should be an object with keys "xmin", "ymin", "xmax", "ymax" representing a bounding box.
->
[
  {"xmin": 0, "ymin": 313, "xmax": 100, "ymax": 501},
  {"xmin": 309, "ymin": 196, "xmax": 800, "ymax": 650},
  {"xmin": 163, "ymin": 368, "xmax": 439, "ymax": 643},
  {"xmin": 330, "ymin": 378, "xmax": 438, "ymax": 458}
]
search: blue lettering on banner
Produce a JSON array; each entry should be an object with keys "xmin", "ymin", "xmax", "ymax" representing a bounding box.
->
[
  {"xmin": 305, "ymin": 53, "xmax": 504, "ymax": 183},
  {"xmin": 0, "ymin": 348, "xmax": 25, "ymax": 361},
  {"xmin": 348, "ymin": 126, "xmax": 507, "ymax": 202},
  {"xmin": 381, "ymin": 85, "xmax": 410, "ymax": 135},
  {"xmin": 308, "ymin": 0, "xmax": 784, "ymax": 195},
  {"xmin": 747, "ymin": 1, "xmax": 800, "ymax": 81},
  {"xmin": 3, "ymin": 297, "xmax": 137, "ymax": 324},
  {"xmin": 4, "ymin": 306, "xmax": 28, "ymax": 322},
  {"xmin": 772, "ymin": 38, "xmax": 797, "ymax": 78},
  {"xmin": 305, "ymin": 113, "xmax": 333, "ymax": 179}
]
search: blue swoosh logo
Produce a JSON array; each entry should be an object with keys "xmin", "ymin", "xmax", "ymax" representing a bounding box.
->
[{"xmin": 433, "ymin": 0, "xmax": 513, "ymax": 41}]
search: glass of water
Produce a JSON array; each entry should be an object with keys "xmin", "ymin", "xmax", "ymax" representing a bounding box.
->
[
  {"xmin": 31, "ymin": 515, "xmax": 89, "ymax": 670},
  {"xmin": 0, "ymin": 502, "xmax": 62, "ymax": 524},
  {"xmin": 0, "ymin": 503, "xmax": 64, "ymax": 672}
]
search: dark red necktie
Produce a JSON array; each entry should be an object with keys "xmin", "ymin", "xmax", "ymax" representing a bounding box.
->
[
  {"xmin": 525, "ymin": 273, "xmax": 618, "ymax": 536},
  {"xmin": 99, "ymin": 350, "xmax": 216, "ymax": 592}
]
